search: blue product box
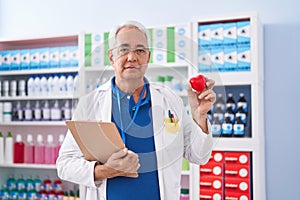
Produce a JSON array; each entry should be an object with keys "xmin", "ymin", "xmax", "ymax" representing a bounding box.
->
[
  {"xmin": 10, "ymin": 50, "xmax": 21, "ymax": 70},
  {"xmin": 237, "ymin": 46, "xmax": 251, "ymax": 71},
  {"xmin": 210, "ymin": 48, "xmax": 224, "ymax": 72},
  {"xmin": 223, "ymin": 22, "xmax": 237, "ymax": 47},
  {"xmin": 198, "ymin": 49, "xmax": 212, "ymax": 72},
  {"xmin": 49, "ymin": 47, "xmax": 60, "ymax": 68},
  {"xmin": 0, "ymin": 52, "xmax": 2, "ymax": 70},
  {"xmin": 237, "ymin": 21, "xmax": 250, "ymax": 47},
  {"xmin": 39, "ymin": 48, "xmax": 49, "ymax": 69},
  {"xmin": 69, "ymin": 46, "xmax": 79, "ymax": 67},
  {"xmin": 1, "ymin": 51, "xmax": 11, "ymax": 71},
  {"xmin": 198, "ymin": 24, "xmax": 211, "ymax": 49},
  {"xmin": 30, "ymin": 48, "xmax": 40, "ymax": 69},
  {"xmin": 224, "ymin": 47, "xmax": 237, "ymax": 72},
  {"xmin": 60, "ymin": 46, "xmax": 70, "ymax": 68},
  {"xmin": 20, "ymin": 49, "xmax": 30, "ymax": 70},
  {"xmin": 210, "ymin": 23, "xmax": 223, "ymax": 48}
]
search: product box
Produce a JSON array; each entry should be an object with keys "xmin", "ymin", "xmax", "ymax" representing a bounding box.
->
[
  {"xmin": 237, "ymin": 46, "xmax": 251, "ymax": 71},
  {"xmin": 152, "ymin": 27, "xmax": 167, "ymax": 64},
  {"xmin": 200, "ymin": 162, "xmax": 224, "ymax": 177},
  {"xmin": 91, "ymin": 33, "xmax": 104, "ymax": 67},
  {"xmin": 198, "ymin": 24, "xmax": 211, "ymax": 49},
  {"xmin": 49, "ymin": 47, "xmax": 60, "ymax": 68},
  {"xmin": 223, "ymin": 22, "xmax": 237, "ymax": 47},
  {"xmin": 210, "ymin": 48, "xmax": 224, "ymax": 72},
  {"xmin": 224, "ymin": 151, "xmax": 251, "ymax": 166},
  {"xmin": 10, "ymin": 50, "xmax": 20, "ymax": 70},
  {"xmin": 224, "ymin": 164, "xmax": 250, "ymax": 179},
  {"xmin": 225, "ymin": 191, "xmax": 251, "ymax": 200},
  {"xmin": 199, "ymin": 189, "xmax": 223, "ymax": 200},
  {"xmin": 237, "ymin": 21, "xmax": 251, "ymax": 47},
  {"xmin": 30, "ymin": 48, "xmax": 40, "ymax": 69},
  {"xmin": 1, "ymin": 51, "xmax": 11, "ymax": 71},
  {"xmin": 224, "ymin": 46, "xmax": 237, "ymax": 72},
  {"xmin": 199, "ymin": 176, "xmax": 223, "ymax": 192},
  {"xmin": 0, "ymin": 53, "xmax": 2, "ymax": 70},
  {"xmin": 39, "ymin": 48, "xmax": 50, "ymax": 69},
  {"xmin": 174, "ymin": 25, "xmax": 190, "ymax": 63},
  {"xmin": 20, "ymin": 49, "xmax": 30, "ymax": 70},
  {"xmin": 224, "ymin": 178, "xmax": 251, "ymax": 196},
  {"xmin": 209, "ymin": 151, "xmax": 225, "ymax": 163},
  {"xmin": 69, "ymin": 46, "xmax": 79, "ymax": 67},
  {"xmin": 198, "ymin": 49, "xmax": 212, "ymax": 72},
  {"xmin": 210, "ymin": 23, "xmax": 223, "ymax": 48},
  {"xmin": 60, "ymin": 46, "xmax": 70, "ymax": 68}
]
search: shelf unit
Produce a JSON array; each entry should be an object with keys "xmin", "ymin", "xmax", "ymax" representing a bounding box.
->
[
  {"xmin": 0, "ymin": 34, "xmax": 80, "ymax": 189},
  {"xmin": 190, "ymin": 12, "xmax": 265, "ymax": 200}
]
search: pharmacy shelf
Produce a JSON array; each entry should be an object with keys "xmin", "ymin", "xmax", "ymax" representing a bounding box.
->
[
  {"xmin": 0, "ymin": 67, "xmax": 79, "ymax": 76},
  {"xmin": 0, "ymin": 95, "xmax": 78, "ymax": 101},
  {"xmin": 0, "ymin": 121, "xmax": 66, "ymax": 126},
  {"xmin": 0, "ymin": 163, "xmax": 56, "ymax": 170}
]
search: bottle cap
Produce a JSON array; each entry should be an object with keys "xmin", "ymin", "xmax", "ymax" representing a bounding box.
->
[
  {"xmin": 181, "ymin": 188, "xmax": 189, "ymax": 194},
  {"xmin": 59, "ymin": 134, "xmax": 65, "ymax": 143},
  {"xmin": 47, "ymin": 134, "xmax": 53, "ymax": 143},
  {"xmin": 156, "ymin": 76, "xmax": 165, "ymax": 83},
  {"xmin": 27, "ymin": 134, "xmax": 33, "ymax": 142},
  {"xmin": 37, "ymin": 134, "xmax": 43, "ymax": 143},
  {"xmin": 16, "ymin": 134, "xmax": 22, "ymax": 142}
]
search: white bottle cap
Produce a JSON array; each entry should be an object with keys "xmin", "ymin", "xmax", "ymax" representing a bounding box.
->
[
  {"xmin": 47, "ymin": 134, "xmax": 53, "ymax": 144},
  {"xmin": 16, "ymin": 134, "xmax": 22, "ymax": 142},
  {"xmin": 27, "ymin": 134, "xmax": 33, "ymax": 142},
  {"xmin": 37, "ymin": 134, "xmax": 43, "ymax": 143},
  {"xmin": 58, "ymin": 134, "xmax": 65, "ymax": 143}
]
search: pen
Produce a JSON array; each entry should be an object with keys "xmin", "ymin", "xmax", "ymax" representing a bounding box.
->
[{"xmin": 168, "ymin": 110, "xmax": 173, "ymax": 123}]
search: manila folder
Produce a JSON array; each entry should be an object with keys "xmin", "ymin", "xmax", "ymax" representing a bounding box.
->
[{"xmin": 65, "ymin": 120, "xmax": 125, "ymax": 164}]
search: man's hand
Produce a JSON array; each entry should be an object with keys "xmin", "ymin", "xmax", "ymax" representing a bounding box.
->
[
  {"xmin": 187, "ymin": 77, "xmax": 216, "ymax": 133},
  {"xmin": 94, "ymin": 148, "xmax": 140, "ymax": 181}
]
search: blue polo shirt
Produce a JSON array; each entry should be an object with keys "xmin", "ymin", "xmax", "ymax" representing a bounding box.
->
[{"xmin": 107, "ymin": 77, "xmax": 160, "ymax": 200}]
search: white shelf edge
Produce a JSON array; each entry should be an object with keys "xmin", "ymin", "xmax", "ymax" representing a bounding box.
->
[
  {"xmin": 212, "ymin": 138, "xmax": 255, "ymax": 151},
  {"xmin": 0, "ymin": 121, "xmax": 67, "ymax": 126},
  {"xmin": 0, "ymin": 163, "xmax": 56, "ymax": 169},
  {"xmin": 0, "ymin": 67, "xmax": 79, "ymax": 76}
]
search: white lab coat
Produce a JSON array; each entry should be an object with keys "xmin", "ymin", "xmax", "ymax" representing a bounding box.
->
[{"xmin": 56, "ymin": 78, "xmax": 214, "ymax": 200}]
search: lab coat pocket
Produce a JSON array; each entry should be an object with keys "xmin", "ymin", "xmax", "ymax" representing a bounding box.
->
[{"xmin": 164, "ymin": 118, "xmax": 180, "ymax": 133}]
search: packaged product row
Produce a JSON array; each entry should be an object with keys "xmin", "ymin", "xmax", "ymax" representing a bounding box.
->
[{"xmin": 0, "ymin": 46, "xmax": 79, "ymax": 72}]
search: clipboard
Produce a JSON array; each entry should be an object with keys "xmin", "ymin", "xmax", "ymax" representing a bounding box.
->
[{"xmin": 65, "ymin": 120, "xmax": 125, "ymax": 164}]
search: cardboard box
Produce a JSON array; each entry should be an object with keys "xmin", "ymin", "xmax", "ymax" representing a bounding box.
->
[
  {"xmin": 69, "ymin": 46, "xmax": 79, "ymax": 67},
  {"xmin": 49, "ymin": 47, "xmax": 60, "ymax": 68},
  {"xmin": 237, "ymin": 46, "xmax": 251, "ymax": 71},
  {"xmin": 224, "ymin": 152, "xmax": 250, "ymax": 166},
  {"xmin": 223, "ymin": 22, "xmax": 237, "ymax": 47},
  {"xmin": 210, "ymin": 23, "xmax": 223, "ymax": 48},
  {"xmin": 225, "ymin": 191, "xmax": 250, "ymax": 200},
  {"xmin": 174, "ymin": 25, "xmax": 190, "ymax": 63},
  {"xmin": 225, "ymin": 178, "xmax": 251, "ymax": 196},
  {"xmin": 198, "ymin": 24, "xmax": 211, "ymax": 49},
  {"xmin": 237, "ymin": 21, "xmax": 250, "ymax": 47},
  {"xmin": 10, "ymin": 50, "xmax": 20, "ymax": 70},
  {"xmin": 20, "ymin": 49, "xmax": 30, "ymax": 70},
  {"xmin": 39, "ymin": 48, "xmax": 49, "ymax": 69},
  {"xmin": 224, "ymin": 46, "xmax": 237, "ymax": 72},
  {"xmin": 200, "ymin": 162, "xmax": 224, "ymax": 177},
  {"xmin": 30, "ymin": 48, "xmax": 40, "ymax": 69},
  {"xmin": 1, "ymin": 51, "xmax": 11, "ymax": 71},
  {"xmin": 60, "ymin": 46, "xmax": 70, "ymax": 68},
  {"xmin": 198, "ymin": 49, "xmax": 212, "ymax": 72},
  {"xmin": 200, "ymin": 176, "xmax": 223, "ymax": 191},
  {"xmin": 200, "ymin": 189, "xmax": 223, "ymax": 200},
  {"xmin": 210, "ymin": 48, "xmax": 224, "ymax": 72},
  {"xmin": 225, "ymin": 164, "xmax": 250, "ymax": 179},
  {"xmin": 152, "ymin": 27, "xmax": 167, "ymax": 64}
]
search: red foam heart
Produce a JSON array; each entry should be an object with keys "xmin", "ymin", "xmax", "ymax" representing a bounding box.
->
[{"xmin": 189, "ymin": 74, "xmax": 206, "ymax": 92}]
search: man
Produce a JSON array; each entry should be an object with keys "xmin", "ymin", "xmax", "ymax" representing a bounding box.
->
[{"xmin": 57, "ymin": 21, "xmax": 216, "ymax": 200}]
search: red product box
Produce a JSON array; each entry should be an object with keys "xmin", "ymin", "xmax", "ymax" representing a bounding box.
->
[
  {"xmin": 209, "ymin": 151, "xmax": 225, "ymax": 163},
  {"xmin": 200, "ymin": 176, "xmax": 223, "ymax": 191},
  {"xmin": 200, "ymin": 189, "xmax": 223, "ymax": 200},
  {"xmin": 225, "ymin": 191, "xmax": 251, "ymax": 200},
  {"xmin": 224, "ymin": 178, "xmax": 251, "ymax": 196},
  {"xmin": 200, "ymin": 162, "xmax": 224, "ymax": 177},
  {"xmin": 224, "ymin": 164, "xmax": 250, "ymax": 180},
  {"xmin": 224, "ymin": 152, "xmax": 250, "ymax": 166}
]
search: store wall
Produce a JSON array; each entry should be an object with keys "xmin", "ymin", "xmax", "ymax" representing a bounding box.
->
[{"xmin": 1, "ymin": 0, "xmax": 300, "ymax": 199}]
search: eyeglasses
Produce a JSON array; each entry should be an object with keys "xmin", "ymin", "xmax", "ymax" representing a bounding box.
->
[{"xmin": 113, "ymin": 46, "xmax": 149, "ymax": 57}]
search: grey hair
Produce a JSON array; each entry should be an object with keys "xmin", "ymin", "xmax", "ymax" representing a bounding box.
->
[{"xmin": 108, "ymin": 21, "xmax": 150, "ymax": 50}]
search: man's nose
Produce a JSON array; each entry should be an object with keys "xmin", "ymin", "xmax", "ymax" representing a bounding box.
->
[{"xmin": 127, "ymin": 51, "xmax": 138, "ymax": 62}]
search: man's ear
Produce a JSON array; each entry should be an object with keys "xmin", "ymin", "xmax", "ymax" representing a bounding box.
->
[{"xmin": 108, "ymin": 50, "xmax": 114, "ymax": 65}]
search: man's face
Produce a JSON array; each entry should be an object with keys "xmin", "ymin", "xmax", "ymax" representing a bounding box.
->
[{"xmin": 109, "ymin": 27, "xmax": 150, "ymax": 82}]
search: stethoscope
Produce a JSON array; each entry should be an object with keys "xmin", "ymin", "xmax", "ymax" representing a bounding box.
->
[{"xmin": 113, "ymin": 83, "xmax": 147, "ymax": 144}]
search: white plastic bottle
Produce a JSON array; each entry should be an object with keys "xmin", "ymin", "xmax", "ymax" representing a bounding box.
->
[
  {"xmin": 61, "ymin": 100, "xmax": 71, "ymax": 120},
  {"xmin": 47, "ymin": 74, "xmax": 53, "ymax": 96},
  {"xmin": 0, "ymin": 132, "xmax": 4, "ymax": 164},
  {"xmin": 45, "ymin": 134, "xmax": 56, "ymax": 164},
  {"xmin": 40, "ymin": 75, "xmax": 48, "ymax": 96},
  {"xmin": 33, "ymin": 101, "xmax": 41, "ymax": 121},
  {"xmin": 52, "ymin": 74, "xmax": 60, "ymax": 96},
  {"xmin": 50, "ymin": 100, "xmax": 61, "ymax": 121},
  {"xmin": 24, "ymin": 101, "xmax": 32, "ymax": 121},
  {"xmin": 66, "ymin": 73, "xmax": 74, "ymax": 96},
  {"xmin": 42, "ymin": 100, "xmax": 50, "ymax": 121},
  {"xmin": 59, "ymin": 74, "xmax": 67, "ymax": 96},
  {"xmin": 33, "ymin": 75, "xmax": 41, "ymax": 96},
  {"xmin": 27, "ymin": 75, "xmax": 35, "ymax": 96},
  {"xmin": 73, "ymin": 73, "xmax": 79, "ymax": 95},
  {"xmin": 16, "ymin": 101, "xmax": 24, "ymax": 121},
  {"xmin": 5, "ymin": 131, "xmax": 13, "ymax": 164}
]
